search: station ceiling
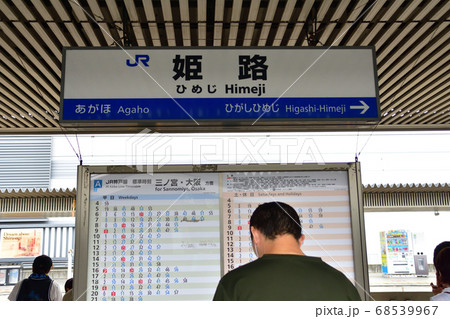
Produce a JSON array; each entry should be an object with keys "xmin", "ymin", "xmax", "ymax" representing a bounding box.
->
[{"xmin": 0, "ymin": 0, "xmax": 449, "ymax": 133}]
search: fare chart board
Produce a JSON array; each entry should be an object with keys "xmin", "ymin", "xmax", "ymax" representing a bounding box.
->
[{"xmin": 75, "ymin": 164, "xmax": 366, "ymax": 301}]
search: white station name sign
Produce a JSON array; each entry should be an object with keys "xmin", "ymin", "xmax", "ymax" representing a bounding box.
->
[{"xmin": 60, "ymin": 47, "xmax": 380, "ymax": 126}]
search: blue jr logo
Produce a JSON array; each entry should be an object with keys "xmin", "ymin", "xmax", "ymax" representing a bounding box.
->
[{"xmin": 126, "ymin": 55, "xmax": 150, "ymax": 67}]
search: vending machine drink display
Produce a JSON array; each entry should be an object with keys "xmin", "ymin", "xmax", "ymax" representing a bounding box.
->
[{"xmin": 380, "ymin": 230, "xmax": 415, "ymax": 275}]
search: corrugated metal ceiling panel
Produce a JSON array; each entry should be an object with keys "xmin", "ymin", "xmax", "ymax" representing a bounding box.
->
[
  {"xmin": 0, "ymin": 0, "xmax": 448, "ymax": 133},
  {"xmin": 0, "ymin": 136, "xmax": 52, "ymax": 189}
]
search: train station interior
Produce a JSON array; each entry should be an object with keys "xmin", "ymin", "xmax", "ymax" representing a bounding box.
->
[{"xmin": 0, "ymin": 0, "xmax": 449, "ymax": 302}]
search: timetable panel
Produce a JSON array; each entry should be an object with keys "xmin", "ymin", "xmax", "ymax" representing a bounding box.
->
[
  {"xmin": 221, "ymin": 171, "xmax": 355, "ymax": 281},
  {"xmin": 75, "ymin": 164, "xmax": 367, "ymax": 301},
  {"xmin": 87, "ymin": 173, "xmax": 220, "ymax": 301}
]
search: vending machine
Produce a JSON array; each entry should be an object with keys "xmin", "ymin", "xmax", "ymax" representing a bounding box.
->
[{"xmin": 380, "ymin": 230, "xmax": 416, "ymax": 275}]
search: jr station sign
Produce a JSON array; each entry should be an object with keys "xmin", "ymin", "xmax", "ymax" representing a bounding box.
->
[{"xmin": 60, "ymin": 47, "xmax": 380, "ymax": 131}]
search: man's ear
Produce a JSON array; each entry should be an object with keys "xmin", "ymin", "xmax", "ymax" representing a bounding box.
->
[
  {"xmin": 250, "ymin": 226, "xmax": 261, "ymax": 244},
  {"xmin": 298, "ymin": 234, "xmax": 305, "ymax": 247}
]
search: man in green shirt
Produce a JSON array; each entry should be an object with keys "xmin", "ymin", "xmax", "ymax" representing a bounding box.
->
[{"xmin": 213, "ymin": 202, "xmax": 361, "ymax": 301}]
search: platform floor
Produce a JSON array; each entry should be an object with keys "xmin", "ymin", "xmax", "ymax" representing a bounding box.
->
[{"xmin": 368, "ymin": 271, "xmax": 435, "ymax": 293}]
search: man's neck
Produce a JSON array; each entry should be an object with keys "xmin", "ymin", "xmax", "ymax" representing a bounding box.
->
[{"xmin": 261, "ymin": 234, "xmax": 304, "ymax": 256}]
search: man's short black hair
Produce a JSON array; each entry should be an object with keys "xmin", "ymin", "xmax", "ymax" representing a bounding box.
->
[
  {"xmin": 435, "ymin": 247, "xmax": 450, "ymax": 285},
  {"xmin": 433, "ymin": 241, "xmax": 450, "ymax": 265},
  {"xmin": 250, "ymin": 202, "xmax": 302, "ymax": 240},
  {"xmin": 32, "ymin": 255, "xmax": 53, "ymax": 274}
]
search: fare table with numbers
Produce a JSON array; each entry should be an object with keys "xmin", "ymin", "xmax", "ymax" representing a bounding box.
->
[{"xmin": 74, "ymin": 164, "xmax": 369, "ymax": 301}]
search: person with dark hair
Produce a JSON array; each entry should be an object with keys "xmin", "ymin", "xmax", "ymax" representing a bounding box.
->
[
  {"xmin": 431, "ymin": 241, "xmax": 450, "ymax": 294},
  {"xmin": 63, "ymin": 278, "xmax": 73, "ymax": 301},
  {"xmin": 431, "ymin": 242, "xmax": 450, "ymax": 298},
  {"xmin": 8, "ymin": 255, "xmax": 63, "ymax": 301},
  {"xmin": 430, "ymin": 247, "xmax": 450, "ymax": 301},
  {"xmin": 433, "ymin": 241, "xmax": 450, "ymax": 264},
  {"xmin": 213, "ymin": 202, "xmax": 361, "ymax": 301},
  {"xmin": 64, "ymin": 278, "xmax": 73, "ymax": 292}
]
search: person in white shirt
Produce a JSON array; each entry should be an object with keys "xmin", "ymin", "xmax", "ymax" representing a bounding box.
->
[
  {"xmin": 430, "ymin": 247, "xmax": 450, "ymax": 301},
  {"xmin": 8, "ymin": 255, "xmax": 63, "ymax": 301}
]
